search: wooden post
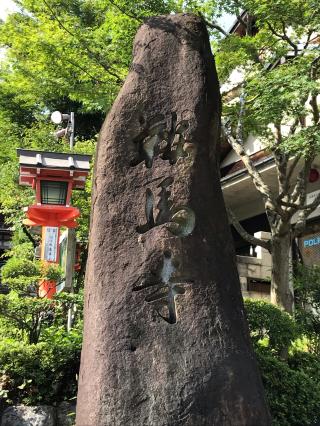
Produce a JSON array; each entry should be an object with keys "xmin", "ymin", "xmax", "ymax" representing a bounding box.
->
[
  {"xmin": 65, "ymin": 228, "xmax": 76, "ymax": 291},
  {"xmin": 65, "ymin": 228, "xmax": 76, "ymax": 332}
]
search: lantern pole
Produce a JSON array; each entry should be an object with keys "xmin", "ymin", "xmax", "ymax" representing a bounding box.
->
[
  {"xmin": 66, "ymin": 227, "xmax": 77, "ymax": 331},
  {"xmin": 69, "ymin": 112, "xmax": 75, "ymax": 150}
]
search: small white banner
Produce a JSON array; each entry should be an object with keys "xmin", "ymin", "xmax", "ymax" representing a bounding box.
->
[{"xmin": 43, "ymin": 227, "xmax": 59, "ymax": 262}]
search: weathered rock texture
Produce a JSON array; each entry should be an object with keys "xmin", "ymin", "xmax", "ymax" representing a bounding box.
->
[
  {"xmin": 76, "ymin": 13, "xmax": 271, "ymax": 426},
  {"xmin": 0, "ymin": 403, "xmax": 76, "ymax": 426},
  {"xmin": 1, "ymin": 405, "xmax": 55, "ymax": 426}
]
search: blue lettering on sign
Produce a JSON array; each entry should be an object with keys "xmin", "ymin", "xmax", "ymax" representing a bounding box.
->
[{"xmin": 304, "ymin": 237, "xmax": 320, "ymax": 247}]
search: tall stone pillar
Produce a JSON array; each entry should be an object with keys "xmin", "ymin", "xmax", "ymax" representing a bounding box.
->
[{"xmin": 76, "ymin": 14, "xmax": 270, "ymax": 426}]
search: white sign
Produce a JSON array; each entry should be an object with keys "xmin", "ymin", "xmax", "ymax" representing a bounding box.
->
[{"xmin": 43, "ymin": 227, "xmax": 59, "ymax": 262}]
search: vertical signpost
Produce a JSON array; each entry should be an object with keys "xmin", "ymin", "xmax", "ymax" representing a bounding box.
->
[
  {"xmin": 43, "ymin": 226, "xmax": 59, "ymax": 262},
  {"xmin": 39, "ymin": 226, "xmax": 60, "ymax": 298}
]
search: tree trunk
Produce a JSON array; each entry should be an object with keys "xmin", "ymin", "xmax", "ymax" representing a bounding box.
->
[{"xmin": 270, "ymin": 224, "xmax": 294, "ymax": 314}]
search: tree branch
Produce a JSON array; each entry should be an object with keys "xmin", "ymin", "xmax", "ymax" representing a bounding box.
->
[
  {"xmin": 294, "ymin": 209, "xmax": 310, "ymax": 237},
  {"xmin": 303, "ymin": 29, "xmax": 314, "ymax": 50},
  {"xmin": 223, "ymin": 128, "xmax": 274, "ymax": 201},
  {"xmin": 266, "ymin": 21, "xmax": 298, "ymax": 56},
  {"xmin": 227, "ymin": 207, "xmax": 271, "ymax": 252},
  {"xmin": 273, "ymin": 123, "xmax": 288, "ymax": 196},
  {"xmin": 201, "ymin": 17, "xmax": 228, "ymax": 37},
  {"xmin": 287, "ymin": 154, "xmax": 301, "ymax": 182},
  {"xmin": 310, "ymin": 56, "xmax": 320, "ymax": 125},
  {"xmin": 107, "ymin": 0, "xmax": 143, "ymax": 22},
  {"xmin": 63, "ymin": 57, "xmax": 110, "ymax": 85},
  {"xmin": 292, "ymin": 189, "xmax": 320, "ymax": 238},
  {"xmin": 310, "ymin": 95, "xmax": 320, "ymax": 125},
  {"xmin": 223, "ymin": 92, "xmax": 278, "ymax": 211},
  {"xmin": 22, "ymin": 225, "xmax": 37, "ymax": 248},
  {"xmin": 42, "ymin": 0, "xmax": 123, "ymax": 83},
  {"xmin": 290, "ymin": 157, "xmax": 314, "ymax": 210},
  {"xmin": 236, "ymin": 14, "xmax": 247, "ymax": 31},
  {"xmin": 275, "ymin": 119, "xmax": 300, "ymax": 203}
]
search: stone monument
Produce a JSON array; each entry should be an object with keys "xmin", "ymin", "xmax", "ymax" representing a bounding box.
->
[{"xmin": 76, "ymin": 13, "xmax": 270, "ymax": 425}]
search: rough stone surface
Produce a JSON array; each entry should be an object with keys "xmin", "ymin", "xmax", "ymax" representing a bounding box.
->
[
  {"xmin": 56, "ymin": 402, "xmax": 76, "ymax": 426},
  {"xmin": 76, "ymin": 13, "xmax": 271, "ymax": 426},
  {"xmin": 1, "ymin": 405, "xmax": 55, "ymax": 426}
]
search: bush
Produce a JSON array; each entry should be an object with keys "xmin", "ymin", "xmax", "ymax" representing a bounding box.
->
[
  {"xmin": 1, "ymin": 258, "xmax": 40, "ymax": 293},
  {"xmin": 294, "ymin": 265, "xmax": 320, "ymax": 354},
  {"xmin": 244, "ymin": 299, "xmax": 320, "ymax": 424},
  {"xmin": 39, "ymin": 262, "xmax": 63, "ymax": 282},
  {"xmin": 257, "ymin": 349, "xmax": 320, "ymax": 426},
  {"xmin": 1, "ymin": 258, "xmax": 39, "ymax": 280},
  {"xmin": 288, "ymin": 351, "xmax": 320, "ymax": 383},
  {"xmin": 0, "ymin": 326, "xmax": 82, "ymax": 410},
  {"xmin": 244, "ymin": 299, "xmax": 297, "ymax": 355}
]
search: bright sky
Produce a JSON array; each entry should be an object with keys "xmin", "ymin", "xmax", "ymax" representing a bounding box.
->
[
  {"xmin": 0, "ymin": 0, "xmax": 18, "ymax": 20},
  {"xmin": 217, "ymin": 13, "xmax": 235, "ymax": 32}
]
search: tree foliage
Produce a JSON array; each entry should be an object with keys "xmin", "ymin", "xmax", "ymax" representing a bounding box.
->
[
  {"xmin": 245, "ymin": 299, "xmax": 320, "ymax": 425},
  {"xmin": 0, "ymin": 0, "xmax": 217, "ymax": 114},
  {"xmin": 0, "ymin": 327, "xmax": 82, "ymax": 407},
  {"xmin": 294, "ymin": 264, "xmax": 320, "ymax": 354},
  {"xmin": 216, "ymin": 0, "xmax": 320, "ymax": 313},
  {"xmin": 244, "ymin": 299, "xmax": 297, "ymax": 355}
]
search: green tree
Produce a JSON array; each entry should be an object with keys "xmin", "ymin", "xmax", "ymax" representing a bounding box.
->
[
  {"xmin": 2, "ymin": 0, "xmax": 318, "ymax": 317},
  {"xmin": 0, "ymin": 0, "xmax": 177, "ymax": 114},
  {"xmin": 0, "ymin": 0, "xmax": 219, "ymax": 285},
  {"xmin": 215, "ymin": 0, "xmax": 320, "ymax": 313}
]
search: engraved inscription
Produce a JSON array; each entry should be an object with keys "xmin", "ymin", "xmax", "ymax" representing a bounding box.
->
[
  {"xmin": 133, "ymin": 251, "xmax": 192, "ymax": 324},
  {"xmin": 130, "ymin": 113, "xmax": 194, "ymax": 168},
  {"xmin": 136, "ymin": 177, "xmax": 195, "ymax": 237}
]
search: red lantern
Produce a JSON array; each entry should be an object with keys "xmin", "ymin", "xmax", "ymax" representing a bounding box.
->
[{"xmin": 17, "ymin": 149, "xmax": 91, "ymax": 298}]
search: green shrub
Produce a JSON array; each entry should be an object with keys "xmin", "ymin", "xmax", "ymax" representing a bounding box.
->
[
  {"xmin": 257, "ymin": 349, "xmax": 320, "ymax": 425},
  {"xmin": 294, "ymin": 264, "xmax": 320, "ymax": 354},
  {"xmin": 244, "ymin": 299, "xmax": 297, "ymax": 355},
  {"xmin": 288, "ymin": 351, "xmax": 320, "ymax": 383},
  {"xmin": 39, "ymin": 262, "xmax": 63, "ymax": 282},
  {"xmin": 0, "ymin": 292, "xmax": 54, "ymax": 344},
  {"xmin": 0, "ymin": 326, "xmax": 82, "ymax": 408},
  {"xmin": 1, "ymin": 258, "xmax": 40, "ymax": 293},
  {"xmin": 1, "ymin": 258, "xmax": 39, "ymax": 280},
  {"xmin": 245, "ymin": 299, "xmax": 320, "ymax": 424}
]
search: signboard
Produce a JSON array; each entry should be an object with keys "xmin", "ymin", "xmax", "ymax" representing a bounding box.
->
[
  {"xmin": 43, "ymin": 227, "xmax": 59, "ymax": 262},
  {"xmin": 299, "ymin": 231, "xmax": 320, "ymax": 266},
  {"xmin": 59, "ymin": 229, "xmax": 76, "ymax": 291}
]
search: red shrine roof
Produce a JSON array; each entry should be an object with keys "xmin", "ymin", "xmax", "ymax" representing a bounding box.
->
[{"xmin": 17, "ymin": 149, "xmax": 92, "ymax": 190}]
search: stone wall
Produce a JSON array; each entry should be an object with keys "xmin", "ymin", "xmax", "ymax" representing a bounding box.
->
[{"xmin": 237, "ymin": 231, "xmax": 272, "ymax": 301}]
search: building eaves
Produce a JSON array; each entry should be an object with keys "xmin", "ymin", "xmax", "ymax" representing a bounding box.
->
[{"xmin": 220, "ymin": 154, "xmax": 275, "ymax": 185}]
